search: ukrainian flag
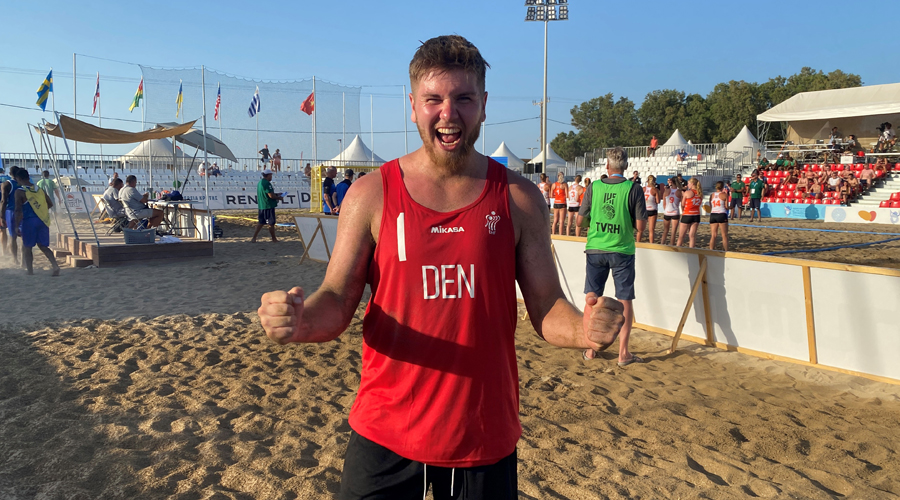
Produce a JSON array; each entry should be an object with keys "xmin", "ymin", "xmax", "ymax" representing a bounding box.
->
[
  {"xmin": 36, "ymin": 70, "xmax": 53, "ymax": 111},
  {"xmin": 176, "ymin": 80, "xmax": 183, "ymax": 118}
]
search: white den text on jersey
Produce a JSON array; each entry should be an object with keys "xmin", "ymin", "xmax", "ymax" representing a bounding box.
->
[{"xmin": 422, "ymin": 265, "xmax": 475, "ymax": 299}]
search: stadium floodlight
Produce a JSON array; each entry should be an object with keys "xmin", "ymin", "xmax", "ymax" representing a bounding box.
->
[{"xmin": 524, "ymin": 0, "xmax": 569, "ymax": 173}]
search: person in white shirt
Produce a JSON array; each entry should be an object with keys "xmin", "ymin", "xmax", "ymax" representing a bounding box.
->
[{"xmin": 198, "ymin": 162, "xmax": 207, "ymax": 177}]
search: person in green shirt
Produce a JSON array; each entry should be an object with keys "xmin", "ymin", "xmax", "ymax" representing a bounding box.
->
[
  {"xmin": 35, "ymin": 170, "xmax": 60, "ymax": 211},
  {"xmin": 251, "ymin": 169, "xmax": 283, "ymax": 243},
  {"xmin": 758, "ymin": 157, "xmax": 769, "ymax": 169},
  {"xmin": 729, "ymin": 177, "xmax": 746, "ymax": 220},
  {"xmin": 747, "ymin": 171, "xmax": 766, "ymax": 222}
]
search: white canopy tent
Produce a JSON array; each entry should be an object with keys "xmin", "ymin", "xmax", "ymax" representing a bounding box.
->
[
  {"xmin": 489, "ymin": 141, "xmax": 525, "ymax": 169},
  {"xmin": 726, "ymin": 125, "xmax": 761, "ymax": 163},
  {"xmin": 757, "ymin": 83, "xmax": 900, "ymax": 146},
  {"xmin": 115, "ymin": 138, "xmax": 185, "ymax": 167},
  {"xmin": 323, "ymin": 135, "xmax": 384, "ymax": 166},
  {"xmin": 528, "ymin": 143, "xmax": 567, "ymax": 170},
  {"xmin": 660, "ymin": 129, "xmax": 699, "ymax": 156}
]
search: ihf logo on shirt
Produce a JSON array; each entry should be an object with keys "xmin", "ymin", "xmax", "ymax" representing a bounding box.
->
[{"xmin": 485, "ymin": 211, "xmax": 500, "ymax": 235}]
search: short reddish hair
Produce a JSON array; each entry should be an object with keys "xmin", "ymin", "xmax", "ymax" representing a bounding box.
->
[{"xmin": 409, "ymin": 35, "xmax": 490, "ymax": 92}]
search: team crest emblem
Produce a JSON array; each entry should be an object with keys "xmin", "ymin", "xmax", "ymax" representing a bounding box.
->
[{"xmin": 485, "ymin": 211, "xmax": 500, "ymax": 235}]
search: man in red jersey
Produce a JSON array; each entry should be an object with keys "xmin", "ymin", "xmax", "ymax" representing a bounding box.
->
[{"xmin": 258, "ymin": 35, "xmax": 625, "ymax": 500}]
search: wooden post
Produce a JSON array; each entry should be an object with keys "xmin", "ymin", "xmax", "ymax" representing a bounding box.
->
[
  {"xmin": 802, "ymin": 266, "xmax": 818, "ymax": 364},
  {"xmin": 318, "ymin": 218, "xmax": 332, "ymax": 260},
  {"xmin": 669, "ymin": 257, "xmax": 708, "ymax": 354},
  {"xmin": 699, "ymin": 254, "xmax": 715, "ymax": 346}
]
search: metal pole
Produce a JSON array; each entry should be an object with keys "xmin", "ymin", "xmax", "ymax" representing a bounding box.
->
[
  {"xmin": 312, "ymin": 76, "xmax": 317, "ymax": 165},
  {"xmin": 53, "ymin": 112, "xmax": 100, "ymax": 246},
  {"xmin": 256, "ymin": 111, "xmax": 259, "ymax": 165},
  {"xmin": 73, "ymin": 54, "xmax": 78, "ymax": 170},
  {"xmin": 370, "ymin": 94, "xmax": 375, "ymax": 160},
  {"xmin": 202, "ymin": 66, "xmax": 211, "ymax": 241},
  {"xmin": 542, "ymin": 18, "xmax": 548, "ymax": 166},
  {"xmin": 342, "ymin": 92, "xmax": 346, "ymax": 164},
  {"xmin": 27, "ymin": 125, "xmax": 62, "ymax": 234},
  {"xmin": 98, "ymin": 73, "xmax": 103, "ymax": 174},
  {"xmin": 403, "ymin": 84, "xmax": 408, "ymax": 154},
  {"xmin": 51, "ymin": 67, "xmax": 58, "ymax": 155},
  {"xmin": 37, "ymin": 123, "xmax": 77, "ymax": 238}
]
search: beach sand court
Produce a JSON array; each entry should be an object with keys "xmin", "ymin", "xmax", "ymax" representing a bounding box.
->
[{"xmin": 1, "ymin": 215, "xmax": 899, "ymax": 499}]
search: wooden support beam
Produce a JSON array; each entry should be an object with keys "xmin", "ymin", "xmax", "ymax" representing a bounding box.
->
[
  {"xmin": 699, "ymin": 255, "xmax": 715, "ymax": 346},
  {"xmin": 669, "ymin": 256, "xmax": 708, "ymax": 354},
  {"xmin": 802, "ymin": 266, "xmax": 818, "ymax": 365}
]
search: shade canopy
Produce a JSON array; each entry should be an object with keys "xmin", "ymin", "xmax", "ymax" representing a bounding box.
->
[
  {"xmin": 489, "ymin": 141, "xmax": 525, "ymax": 169},
  {"xmin": 528, "ymin": 143, "xmax": 567, "ymax": 168},
  {"xmin": 660, "ymin": 129, "xmax": 698, "ymax": 156},
  {"xmin": 158, "ymin": 122, "xmax": 238, "ymax": 162},
  {"xmin": 45, "ymin": 115, "xmax": 196, "ymax": 144},
  {"xmin": 325, "ymin": 135, "xmax": 384, "ymax": 165},
  {"xmin": 757, "ymin": 83, "xmax": 900, "ymax": 122},
  {"xmin": 115, "ymin": 138, "xmax": 185, "ymax": 164}
]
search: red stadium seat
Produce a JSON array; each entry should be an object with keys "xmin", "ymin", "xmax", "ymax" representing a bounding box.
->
[
  {"xmin": 854, "ymin": 172, "xmax": 861, "ymax": 178},
  {"xmin": 776, "ymin": 190, "xmax": 785, "ymax": 198},
  {"xmin": 890, "ymin": 192, "xmax": 900, "ymax": 201},
  {"xmin": 812, "ymin": 165, "xmax": 822, "ymax": 172},
  {"xmin": 815, "ymin": 199, "xmax": 824, "ymax": 205},
  {"xmin": 802, "ymin": 165, "xmax": 810, "ymax": 172},
  {"xmin": 776, "ymin": 198, "xmax": 785, "ymax": 204},
  {"xmin": 794, "ymin": 191, "xmax": 804, "ymax": 198},
  {"xmin": 743, "ymin": 197, "xmax": 750, "ymax": 204},
  {"xmin": 881, "ymin": 200, "xmax": 891, "ymax": 208},
  {"xmin": 892, "ymin": 201, "xmax": 900, "ymax": 208}
]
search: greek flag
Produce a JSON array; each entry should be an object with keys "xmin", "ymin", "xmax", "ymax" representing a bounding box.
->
[{"xmin": 248, "ymin": 86, "xmax": 260, "ymax": 118}]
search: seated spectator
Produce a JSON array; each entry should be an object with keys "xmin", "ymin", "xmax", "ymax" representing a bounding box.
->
[
  {"xmin": 198, "ymin": 162, "xmax": 207, "ymax": 177},
  {"xmin": 839, "ymin": 179, "xmax": 852, "ymax": 205},
  {"xmin": 758, "ymin": 157, "xmax": 770, "ymax": 169},
  {"xmin": 844, "ymin": 134, "xmax": 863, "ymax": 154},
  {"xmin": 847, "ymin": 175, "xmax": 861, "ymax": 198},
  {"xmin": 774, "ymin": 154, "xmax": 785, "ymax": 170},
  {"xmin": 118, "ymin": 175, "xmax": 164, "ymax": 229},
  {"xmin": 808, "ymin": 181, "xmax": 824, "ymax": 199},
  {"xmin": 630, "ymin": 170, "xmax": 642, "ymax": 185},
  {"xmin": 826, "ymin": 171, "xmax": 841, "ymax": 192},
  {"xmin": 876, "ymin": 122, "xmax": 896, "ymax": 152},
  {"xmin": 676, "ymin": 148, "xmax": 688, "ymax": 161},
  {"xmin": 208, "ymin": 162, "xmax": 221, "ymax": 177},
  {"xmin": 860, "ymin": 163, "xmax": 876, "ymax": 191},
  {"xmin": 102, "ymin": 178, "xmax": 126, "ymax": 218}
]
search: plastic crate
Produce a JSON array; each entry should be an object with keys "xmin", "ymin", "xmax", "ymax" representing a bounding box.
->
[{"xmin": 122, "ymin": 227, "xmax": 156, "ymax": 244}]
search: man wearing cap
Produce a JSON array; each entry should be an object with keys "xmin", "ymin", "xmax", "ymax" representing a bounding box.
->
[
  {"xmin": 334, "ymin": 169, "xmax": 354, "ymax": 214},
  {"xmin": 251, "ymin": 169, "xmax": 283, "ymax": 243}
]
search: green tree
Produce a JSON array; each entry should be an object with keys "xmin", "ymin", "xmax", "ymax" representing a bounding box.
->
[
  {"xmin": 551, "ymin": 93, "xmax": 640, "ymax": 160},
  {"xmin": 637, "ymin": 89, "xmax": 688, "ymax": 141},
  {"xmin": 706, "ymin": 80, "xmax": 765, "ymax": 143}
]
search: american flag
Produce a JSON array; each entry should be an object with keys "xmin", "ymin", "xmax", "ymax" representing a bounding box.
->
[
  {"xmin": 214, "ymin": 83, "xmax": 221, "ymax": 121},
  {"xmin": 248, "ymin": 86, "xmax": 260, "ymax": 118},
  {"xmin": 91, "ymin": 73, "xmax": 100, "ymax": 116}
]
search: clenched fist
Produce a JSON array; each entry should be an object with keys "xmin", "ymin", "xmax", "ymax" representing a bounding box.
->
[
  {"xmin": 582, "ymin": 292, "xmax": 624, "ymax": 351},
  {"xmin": 259, "ymin": 287, "xmax": 305, "ymax": 344}
]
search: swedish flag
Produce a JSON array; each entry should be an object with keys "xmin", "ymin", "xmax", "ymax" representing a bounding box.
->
[{"xmin": 36, "ymin": 70, "xmax": 53, "ymax": 111}]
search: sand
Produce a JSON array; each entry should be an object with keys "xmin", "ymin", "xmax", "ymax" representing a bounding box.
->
[{"xmin": 2, "ymin": 214, "xmax": 899, "ymax": 499}]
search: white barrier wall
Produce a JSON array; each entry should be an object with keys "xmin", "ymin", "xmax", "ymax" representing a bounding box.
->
[
  {"xmin": 295, "ymin": 215, "xmax": 338, "ymax": 263},
  {"xmin": 825, "ymin": 206, "xmax": 900, "ymax": 225},
  {"xmin": 539, "ymin": 236, "xmax": 900, "ymax": 384}
]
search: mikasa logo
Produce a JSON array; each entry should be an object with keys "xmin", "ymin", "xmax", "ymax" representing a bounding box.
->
[{"xmin": 430, "ymin": 226, "xmax": 465, "ymax": 234}]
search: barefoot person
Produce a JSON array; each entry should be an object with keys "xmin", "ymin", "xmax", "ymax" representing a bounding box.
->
[
  {"xmin": 577, "ymin": 146, "xmax": 646, "ymax": 367},
  {"xmin": 1, "ymin": 166, "xmax": 22, "ymax": 263},
  {"xmin": 677, "ymin": 178, "xmax": 702, "ymax": 248},
  {"xmin": 257, "ymin": 35, "xmax": 625, "ymax": 500},
  {"xmin": 636, "ymin": 174, "xmax": 660, "ymax": 244},
  {"xmin": 565, "ymin": 175, "xmax": 583, "ymax": 236},
  {"xmin": 537, "ymin": 173, "xmax": 550, "ymax": 211},
  {"xmin": 550, "ymin": 172, "xmax": 567, "ymax": 234},
  {"xmin": 661, "ymin": 177, "xmax": 681, "ymax": 246},
  {"xmin": 709, "ymin": 181, "xmax": 729, "ymax": 251},
  {"xmin": 12, "ymin": 169, "xmax": 60, "ymax": 276},
  {"xmin": 251, "ymin": 169, "xmax": 283, "ymax": 243}
]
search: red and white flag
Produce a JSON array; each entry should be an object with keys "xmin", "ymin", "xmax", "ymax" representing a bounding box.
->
[
  {"xmin": 214, "ymin": 83, "xmax": 221, "ymax": 121},
  {"xmin": 91, "ymin": 73, "xmax": 100, "ymax": 116}
]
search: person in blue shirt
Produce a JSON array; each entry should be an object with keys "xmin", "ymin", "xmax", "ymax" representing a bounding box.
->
[
  {"xmin": 322, "ymin": 167, "xmax": 338, "ymax": 215},
  {"xmin": 334, "ymin": 169, "xmax": 354, "ymax": 213}
]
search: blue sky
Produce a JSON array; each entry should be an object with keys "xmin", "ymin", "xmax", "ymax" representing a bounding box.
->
[{"xmin": 1, "ymin": 0, "xmax": 897, "ymax": 162}]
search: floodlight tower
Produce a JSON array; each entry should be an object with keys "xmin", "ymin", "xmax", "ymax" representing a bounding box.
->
[{"xmin": 525, "ymin": 0, "xmax": 568, "ymax": 171}]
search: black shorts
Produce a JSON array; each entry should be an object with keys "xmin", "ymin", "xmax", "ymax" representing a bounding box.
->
[
  {"xmin": 710, "ymin": 213, "xmax": 728, "ymax": 224},
  {"xmin": 257, "ymin": 208, "xmax": 276, "ymax": 225},
  {"xmin": 664, "ymin": 214, "xmax": 679, "ymax": 221},
  {"xmin": 646, "ymin": 210, "xmax": 658, "ymax": 217},
  {"xmin": 567, "ymin": 206, "xmax": 580, "ymax": 213},
  {"xmin": 729, "ymin": 198, "xmax": 743, "ymax": 209},
  {"xmin": 749, "ymin": 198, "xmax": 761, "ymax": 209},
  {"xmin": 553, "ymin": 203, "xmax": 566, "ymax": 210},
  {"xmin": 339, "ymin": 431, "xmax": 518, "ymax": 500},
  {"xmin": 680, "ymin": 215, "xmax": 700, "ymax": 225}
]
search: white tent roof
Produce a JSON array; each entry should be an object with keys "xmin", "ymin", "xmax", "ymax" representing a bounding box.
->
[
  {"xmin": 327, "ymin": 135, "xmax": 384, "ymax": 164},
  {"xmin": 660, "ymin": 129, "xmax": 698, "ymax": 155},
  {"xmin": 726, "ymin": 125, "xmax": 761, "ymax": 161},
  {"xmin": 757, "ymin": 83, "xmax": 900, "ymax": 122},
  {"xmin": 489, "ymin": 141, "xmax": 524, "ymax": 169},
  {"xmin": 528, "ymin": 143, "xmax": 567, "ymax": 168},
  {"xmin": 115, "ymin": 138, "xmax": 185, "ymax": 162}
]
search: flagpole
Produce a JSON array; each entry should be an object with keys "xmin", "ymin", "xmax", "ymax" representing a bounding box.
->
[
  {"xmin": 51, "ymin": 67, "xmax": 57, "ymax": 155},
  {"xmin": 256, "ymin": 112, "xmax": 259, "ymax": 167},
  {"xmin": 146, "ymin": 80, "xmax": 152, "ymax": 196},
  {"xmin": 342, "ymin": 91, "xmax": 345, "ymax": 164},
  {"xmin": 218, "ymin": 83, "xmax": 222, "ymax": 141},
  {"xmin": 370, "ymin": 94, "xmax": 374, "ymax": 161},
  {"xmin": 141, "ymin": 82, "xmax": 146, "ymax": 181},
  {"xmin": 73, "ymin": 53, "xmax": 78, "ymax": 171},
  {"xmin": 312, "ymin": 77, "xmax": 317, "ymax": 166},
  {"xmin": 402, "ymin": 84, "xmax": 408, "ymax": 154},
  {"xmin": 98, "ymin": 73, "xmax": 103, "ymax": 173},
  {"xmin": 36, "ymin": 123, "xmax": 77, "ymax": 238},
  {"xmin": 201, "ymin": 65, "xmax": 211, "ymax": 242},
  {"xmin": 26, "ymin": 124, "xmax": 61, "ymax": 234}
]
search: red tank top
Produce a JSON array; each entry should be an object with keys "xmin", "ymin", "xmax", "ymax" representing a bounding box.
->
[
  {"xmin": 349, "ymin": 158, "xmax": 520, "ymax": 467},
  {"xmin": 551, "ymin": 182, "xmax": 566, "ymax": 204},
  {"xmin": 683, "ymin": 189, "xmax": 702, "ymax": 215}
]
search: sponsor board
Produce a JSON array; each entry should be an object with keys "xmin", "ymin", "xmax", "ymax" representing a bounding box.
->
[
  {"xmin": 73, "ymin": 188, "xmax": 310, "ymax": 212},
  {"xmin": 759, "ymin": 202, "xmax": 826, "ymax": 220},
  {"xmin": 824, "ymin": 206, "xmax": 900, "ymax": 225}
]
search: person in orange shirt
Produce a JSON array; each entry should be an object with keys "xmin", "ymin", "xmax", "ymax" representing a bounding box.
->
[
  {"xmin": 551, "ymin": 172, "xmax": 567, "ymax": 235},
  {"xmin": 649, "ymin": 135, "xmax": 659, "ymax": 157},
  {"xmin": 564, "ymin": 175, "xmax": 584, "ymax": 236},
  {"xmin": 677, "ymin": 178, "xmax": 703, "ymax": 248}
]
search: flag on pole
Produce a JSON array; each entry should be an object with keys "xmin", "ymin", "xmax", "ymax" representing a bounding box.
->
[
  {"xmin": 176, "ymin": 80, "xmax": 183, "ymax": 118},
  {"xmin": 300, "ymin": 91, "xmax": 315, "ymax": 115},
  {"xmin": 248, "ymin": 86, "xmax": 260, "ymax": 117},
  {"xmin": 36, "ymin": 70, "xmax": 53, "ymax": 111},
  {"xmin": 214, "ymin": 83, "xmax": 221, "ymax": 121},
  {"xmin": 129, "ymin": 77, "xmax": 144, "ymax": 113},
  {"xmin": 91, "ymin": 73, "xmax": 100, "ymax": 116}
]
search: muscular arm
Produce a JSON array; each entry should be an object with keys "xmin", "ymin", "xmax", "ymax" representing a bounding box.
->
[
  {"xmin": 259, "ymin": 172, "xmax": 382, "ymax": 344},
  {"xmin": 508, "ymin": 172, "xmax": 620, "ymax": 350}
]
